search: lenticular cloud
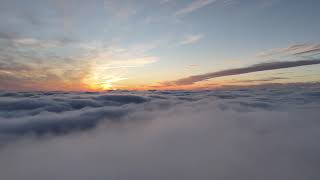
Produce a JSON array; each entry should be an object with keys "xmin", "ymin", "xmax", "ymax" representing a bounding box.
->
[{"xmin": 1, "ymin": 84, "xmax": 320, "ymax": 180}]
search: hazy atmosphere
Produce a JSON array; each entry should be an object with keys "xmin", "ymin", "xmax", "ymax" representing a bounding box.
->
[{"xmin": 1, "ymin": 0, "xmax": 320, "ymax": 179}]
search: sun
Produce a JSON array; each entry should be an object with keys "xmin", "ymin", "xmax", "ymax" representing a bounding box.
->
[
  {"xmin": 83, "ymin": 74, "xmax": 128, "ymax": 91},
  {"xmin": 81, "ymin": 62, "xmax": 129, "ymax": 91},
  {"xmin": 100, "ymin": 82, "xmax": 113, "ymax": 90},
  {"xmin": 100, "ymin": 77, "xmax": 128, "ymax": 90}
]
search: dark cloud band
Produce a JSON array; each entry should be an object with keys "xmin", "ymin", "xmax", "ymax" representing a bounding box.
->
[{"xmin": 165, "ymin": 59, "xmax": 320, "ymax": 85}]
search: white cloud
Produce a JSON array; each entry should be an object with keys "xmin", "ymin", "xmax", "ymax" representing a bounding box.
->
[
  {"xmin": 179, "ymin": 34, "xmax": 204, "ymax": 45},
  {"xmin": 104, "ymin": 57, "xmax": 158, "ymax": 69},
  {"xmin": 175, "ymin": 0, "xmax": 217, "ymax": 16}
]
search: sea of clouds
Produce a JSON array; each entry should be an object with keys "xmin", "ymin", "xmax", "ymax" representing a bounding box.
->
[{"xmin": 1, "ymin": 83, "xmax": 320, "ymax": 180}]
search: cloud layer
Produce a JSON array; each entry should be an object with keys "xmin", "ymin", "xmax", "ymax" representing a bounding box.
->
[{"xmin": 1, "ymin": 83, "xmax": 320, "ymax": 180}]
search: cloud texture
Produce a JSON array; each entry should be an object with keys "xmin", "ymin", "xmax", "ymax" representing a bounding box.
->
[{"xmin": 1, "ymin": 83, "xmax": 320, "ymax": 180}]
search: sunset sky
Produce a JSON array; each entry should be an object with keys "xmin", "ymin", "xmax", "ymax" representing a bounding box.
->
[
  {"xmin": 0, "ymin": 0, "xmax": 320, "ymax": 91},
  {"xmin": 2, "ymin": 1, "xmax": 320, "ymax": 179}
]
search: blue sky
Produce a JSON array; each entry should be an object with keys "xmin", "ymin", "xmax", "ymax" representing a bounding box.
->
[{"xmin": 0, "ymin": 0, "xmax": 319, "ymax": 90}]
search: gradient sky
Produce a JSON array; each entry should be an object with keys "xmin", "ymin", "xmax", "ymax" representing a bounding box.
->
[{"xmin": 0, "ymin": 0, "xmax": 320, "ymax": 91}]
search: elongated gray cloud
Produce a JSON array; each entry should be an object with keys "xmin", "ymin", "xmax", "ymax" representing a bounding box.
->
[
  {"xmin": 230, "ymin": 77, "xmax": 289, "ymax": 84},
  {"xmin": 164, "ymin": 59, "xmax": 320, "ymax": 85}
]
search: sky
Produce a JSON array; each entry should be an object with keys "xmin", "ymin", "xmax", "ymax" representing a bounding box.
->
[{"xmin": 0, "ymin": 0, "xmax": 320, "ymax": 91}]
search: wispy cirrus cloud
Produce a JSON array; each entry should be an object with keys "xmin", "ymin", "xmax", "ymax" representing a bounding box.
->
[
  {"xmin": 103, "ymin": 57, "xmax": 158, "ymax": 69},
  {"xmin": 162, "ymin": 59, "xmax": 320, "ymax": 86},
  {"xmin": 13, "ymin": 38, "xmax": 63, "ymax": 48},
  {"xmin": 179, "ymin": 34, "xmax": 204, "ymax": 45},
  {"xmin": 175, "ymin": 0, "xmax": 217, "ymax": 16},
  {"xmin": 257, "ymin": 43, "xmax": 320, "ymax": 57}
]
